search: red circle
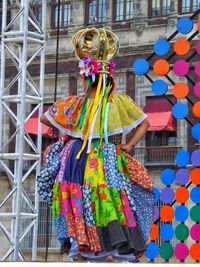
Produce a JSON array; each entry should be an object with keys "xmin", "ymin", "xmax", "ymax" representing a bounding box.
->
[
  {"xmin": 190, "ymin": 243, "xmax": 200, "ymax": 260},
  {"xmin": 190, "ymin": 168, "xmax": 200, "ymax": 185},
  {"xmin": 193, "ymin": 101, "xmax": 200, "ymax": 118},
  {"xmin": 197, "ymin": 21, "xmax": 200, "ymax": 33},
  {"xmin": 174, "ymin": 39, "xmax": 191, "ymax": 56},
  {"xmin": 175, "ymin": 187, "xmax": 189, "ymax": 204},
  {"xmin": 153, "ymin": 59, "xmax": 170, "ymax": 76},
  {"xmin": 160, "ymin": 205, "xmax": 174, "ymax": 222},
  {"xmin": 150, "ymin": 224, "xmax": 159, "ymax": 241},
  {"xmin": 172, "ymin": 82, "xmax": 189, "ymax": 98}
]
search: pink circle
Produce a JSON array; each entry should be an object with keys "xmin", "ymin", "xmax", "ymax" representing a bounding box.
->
[
  {"xmin": 194, "ymin": 82, "xmax": 200, "ymax": 97},
  {"xmin": 195, "ymin": 62, "xmax": 200, "ymax": 76},
  {"xmin": 196, "ymin": 41, "xmax": 200, "ymax": 55},
  {"xmin": 173, "ymin": 60, "xmax": 189, "ymax": 77},
  {"xmin": 190, "ymin": 224, "xmax": 200, "ymax": 241},
  {"xmin": 174, "ymin": 243, "xmax": 189, "ymax": 260}
]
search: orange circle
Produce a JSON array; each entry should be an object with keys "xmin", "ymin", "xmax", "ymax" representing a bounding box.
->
[
  {"xmin": 190, "ymin": 168, "xmax": 200, "ymax": 185},
  {"xmin": 150, "ymin": 224, "xmax": 159, "ymax": 240},
  {"xmin": 160, "ymin": 205, "xmax": 174, "ymax": 222},
  {"xmin": 192, "ymin": 101, "xmax": 200, "ymax": 118},
  {"xmin": 175, "ymin": 187, "xmax": 189, "ymax": 204},
  {"xmin": 197, "ymin": 21, "xmax": 200, "ymax": 33},
  {"xmin": 172, "ymin": 82, "xmax": 189, "ymax": 98},
  {"xmin": 153, "ymin": 59, "xmax": 170, "ymax": 76},
  {"xmin": 174, "ymin": 39, "xmax": 191, "ymax": 56},
  {"xmin": 190, "ymin": 243, "xmax": 200, "ymax": 260}
]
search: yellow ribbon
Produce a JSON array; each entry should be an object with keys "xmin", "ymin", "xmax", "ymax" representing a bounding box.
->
[{"xmin": 76, "ymin": 73, "xmax": 103, "ymax": 159}]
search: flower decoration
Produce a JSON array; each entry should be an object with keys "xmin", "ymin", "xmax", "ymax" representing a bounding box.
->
[{"xmin": 79, "ymin": 57, "xmax": 116, "ymax": 81}]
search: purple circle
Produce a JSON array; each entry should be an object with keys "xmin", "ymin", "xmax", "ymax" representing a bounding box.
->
[
  {"xmin": 174, "ymin": 243, "xmax": 189, "ymax": 260},
  {"xmin": 173, "ymin": 60, "xmax": 189, "ymax": 77},
  {"xmin": 190, "ymin": 224, "xmax": 200, "ymax": 241},
  {"xmin": 175, "ymin": 169, "xmax": 189, "ymax": 186},
  {"xmin": 194, "ymin": 82, "xmax": 200, "ymax": 97},
  {"xmin": 196, "ymin": 41, "xmax": 200, "ymax": 55},
  {"xmin": 191, "ymin": 150, "xmax": 200, "ymax": 167},
  {"xmin": 195, "ymin": 62, "xmax": 200, "ymax": 76},
  {"xmin": 153, "ymin": 206, "xmax": 159, "ymax": 221},
  {"xmin": 160, "ymin": 187, "xmax": 174, "ymax": 204}
]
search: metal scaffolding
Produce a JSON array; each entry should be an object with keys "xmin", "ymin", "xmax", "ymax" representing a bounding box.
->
[{"xmin": 0, "ymin": 0, "xmax": 47, "ymax": 261}]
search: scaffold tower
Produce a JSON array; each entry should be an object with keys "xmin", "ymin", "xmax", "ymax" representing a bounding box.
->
[{"xmin": 0, "ymin": 0, "xmax": 47, "ymax": 261}]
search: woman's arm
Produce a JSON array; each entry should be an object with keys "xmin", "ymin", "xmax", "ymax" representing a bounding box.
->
[
  {"xmin": 121, "ymin": 118, "xmax": 150, "ymax": 153},
  {"xmin": 40, "ymin": 114, "xmax": 53, "ymax": 127}
]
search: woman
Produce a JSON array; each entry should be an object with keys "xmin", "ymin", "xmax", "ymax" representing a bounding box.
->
[{"xmin": 38, "ymin": 28, "xmax": 154, "ymax": 262}]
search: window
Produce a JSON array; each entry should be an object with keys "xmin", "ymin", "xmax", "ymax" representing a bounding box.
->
[
  {"xmin": 149, "ymin": 0, "xmax": 171, "ymax": 17},
  {"xmin": 115, "ymin": 0, "xmax": 142, "ymax": 21},
  {"xmin": 87, "ymin": 0, "xmax": 106, "ymax": 24},
  {"xmin": 29, "ymin": 0, "xmax": 42, "ymax": 29},
  {"xmin": 52, "ymin": 0, "xmax": 71, "ymax": 28},
  {"xmin": 179, "ymin": 0, "xmax": 200, "ymax": 14},
  {"xmin": 146, "ymin": 131, "xmax": 177, "ymax": 147}
]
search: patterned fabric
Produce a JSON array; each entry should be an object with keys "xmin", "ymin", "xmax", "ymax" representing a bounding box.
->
[{"xmin": 45, "ymin": 93, "xmax": 147, "ymax": 139}]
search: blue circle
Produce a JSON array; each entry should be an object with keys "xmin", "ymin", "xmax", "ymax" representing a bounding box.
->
[
  {"xmin": 176, "ymin": 150, "xmax": 190, "ymax": 167},
  {"xmin": 151, "ymin": 79, "xmax": 168, "ymax": 96},
  {"xmin": 177, "ymin": 18, "xmax": 193, "ymax": 34},
  {"xmin": 190, "ymin": 187, "xmax": 200, "ymax": 203},
  {"xmin": 160, "ymin": 224, "xmax": 174, "ymax": 241},
  {"xmin": 154, "ymin": 39, "xmax": 170, "ymax": 56},
  {"xmin": 153, "ymin": 187, "xmax": 160, "ymax": 203},
  {"xmin": 160, "ymin": 187, "xmax": 174, "ymax": 204},
  {"xmin": 133, "ymin": 58, "xmax": 149, "ymax": 75},
  {"xmin": 172, "ymin": 103, "xmax": 189, "ymax": 119},
  {"xmin": 145, "ymin": 242, "xmax": 159, "ymax": 259},
  {"xmin": 175, "ymin": 168, "xmax": 189, "ymax": 186},
  {"xmin": 175, "ymin": 205, "xmax": 189, "ymax": 222},
  {"xmin": 161, "ymin": 169, "xmax": 175, "ymax": 185},
  {"xmin": 192, "ymin": 124, "xmax": 200, "ymax": 141}
]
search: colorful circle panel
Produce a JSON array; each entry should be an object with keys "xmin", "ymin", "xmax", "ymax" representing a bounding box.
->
[
  {"xmin": 160, "ymin": 243, "xmax": 173, "ymax": 260},
  {"xmin": 145, "ymin": 242, "xmax": 159, "ymax": 259},
  {"xmin": 160, "ymin": 224, "xmax": 174, "ymax": 241},
  {"xmin": 190, "ymin": 187, "xmax": 200, "ymax": 203},
  {"xmin": 174, "ymin": 38, "xmax": 190, "ymax": 56},
  {"xmin": 175, "ymin": 224, "xmax": 189, "ymax": 241},
  {"xmin": 176, "ymin": 17, "xmax": 193, "ymax": 34},
  {"xmin": 176, "ymin": 150, "xmax": 190, "ymax": 167},
  {"xmin": 161, "ymin": 169, "xmax": 175, "ymax": 185},
  {"xmin": 190, "ymin": 168, "xmax": 200, "ymax": 185},
  {"xmin": 175, "ymin": 205, "xmax": 189, "ymax": 222},
  {"xmin": 172, "ymin": 82, "xmax": 189, "ymax": 99},
  {"xmin": 191, "ymin": 123, "xmax": 200, "ymax": 141},
  {"xmin": 194, "ymin": 82, "xmax": 200, "ymax": 97},
  {"xmin": 173, "ymin": 60, "xmax": 189, "ymax": 77},
  {"xmin": 174, "ymin": 243, "xmax": 189, "ymax": 261},
  {"xmin": 151, "ymin": 79, "xmax": 168, "ymax": 96},
  {"xmin": 172, "ymin": 103, "xmax": 188, "ymax": 119},
  {"xmin": 191, "ymin": 150, "xmax": 200, "ymax": 167},
  {"xmin": 154, "ymin": 39, "xmax": 170, "ymax": 56},
  {"xmin": 190, "ymin": 224, "xmax": 200, "ymax": 241},
  {"xmin": 160, "ymin": 205, "xmax": 174, "ymax": 222},
  {"xmin": 175, "ymin": 168, "xmax": 189, "ymax": 185},
  {"xmin": 133, "ymin": 58, "xmax": 149, "ymax": 75},
  {"xmin": 190, "ymin": 205, "xmax": 200, "ymax": 222},
  {"xmin": 160, "ymin": 187, "xmax": 174, "ymax": 204},
  {"xmin": 153, "ymin": 59, "xmax": 170, "ymax": 76},
  {"xmin": 175, "ymin": 187, "xmax": 189, "ymax": 204}
]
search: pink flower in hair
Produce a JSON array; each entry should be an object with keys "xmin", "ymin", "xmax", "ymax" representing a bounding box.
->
[{"xmin": 109, "ymin": 61, "xmax": 116, "ymax": 74}]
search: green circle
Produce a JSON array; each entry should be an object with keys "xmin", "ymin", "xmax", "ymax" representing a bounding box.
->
[
  {"xmin": 175, "ymin": 224, "xmax": 189, "ymax": 241},
  {"xmin": 190, "ymin": 205, "xmax": 200, "ymax": 222},
  {"xmin": 160, "ymin": 243, "xmax": 173, "ymax": 260}
]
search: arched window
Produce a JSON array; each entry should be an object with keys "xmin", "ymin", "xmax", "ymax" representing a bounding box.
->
[
  {"xmin": 86, "ymin": 0, "xmax": 107, "ymax": 24},
  {"xmin": 51, "ymin": 0, "xmax": 71, "ymax": 28}
]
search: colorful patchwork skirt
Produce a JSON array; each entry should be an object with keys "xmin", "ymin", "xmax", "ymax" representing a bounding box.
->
[{"xmin": 37, "ymin": 138, "xmax": 154, "ymax": 261}]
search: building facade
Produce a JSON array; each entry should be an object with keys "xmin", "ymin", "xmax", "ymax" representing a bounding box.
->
[{"xmin": 0, "ymin": 0, "xmax": 200, "ymax": 262}]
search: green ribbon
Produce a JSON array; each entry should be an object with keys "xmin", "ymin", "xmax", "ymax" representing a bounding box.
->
[{"xmin": 79, "ymin": 78, "xmax": 91, "ymax": 129}]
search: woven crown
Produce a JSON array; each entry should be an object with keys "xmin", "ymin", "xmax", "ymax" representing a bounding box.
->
[{"xmin": 72, "ymin": 28, "xmax": 119, "ymax": 64}]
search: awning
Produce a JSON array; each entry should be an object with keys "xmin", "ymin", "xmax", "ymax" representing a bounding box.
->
[
  {"xmin": 25, "ymin": 105, "xmax": 58, "ymax": 138},
  {"xmin": 144, "ymin": 97, "xmax": 176, "ymax": 131}
]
